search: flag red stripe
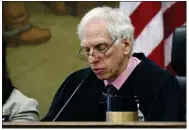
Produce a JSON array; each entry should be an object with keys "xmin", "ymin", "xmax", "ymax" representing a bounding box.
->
[
  {"xmin": 130, "ymin": 2, "xmax": 161, "ymax": 38},
  {"xmin": 148, "ymin": 41, "xmax": 164, "ymax": 68},
  {"xmin": 120, "ymin": 2, "xmax": 186, "ymax": 70},
  {"xmin": 148, "ymin": 2, "xmax": 186, "ymax": 69},
  {"xmin": 163, "ymin": 1, "xmax": 186, "ymax": 39}
]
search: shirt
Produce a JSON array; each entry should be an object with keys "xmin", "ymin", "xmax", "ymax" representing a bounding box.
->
[{"xmin": 104, "ymin": 56, "xmax": 141, "ymax": 90}]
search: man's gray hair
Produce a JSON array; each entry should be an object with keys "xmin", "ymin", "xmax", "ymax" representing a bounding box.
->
[{"xmin": 77, "ymin": 6, "xmax": 135, "ymax": 44}]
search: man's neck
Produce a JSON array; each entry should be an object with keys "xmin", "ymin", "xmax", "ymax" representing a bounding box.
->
[
  {"xmin": 110, "ymin": 56, "xmax": 130, "ymax": 81},
  {"xmin": 104, "ymin": 56, "xmax": 141, "ymax": 90}
]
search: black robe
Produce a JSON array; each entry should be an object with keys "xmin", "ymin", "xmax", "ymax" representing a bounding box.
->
[{"xmin": 43, "ymin": 53, "xmax": 181, "ymax": 121}]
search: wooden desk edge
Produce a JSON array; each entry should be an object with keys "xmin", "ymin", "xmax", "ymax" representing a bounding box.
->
[{"xmin": 3, "ymin": 122, "xmax": 186, "ymax": 126}]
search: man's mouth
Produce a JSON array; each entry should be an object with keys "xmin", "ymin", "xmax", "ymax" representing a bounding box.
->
[{"xmin": 92, "ymin": 68, "xmax": 104, "ymax": 75}]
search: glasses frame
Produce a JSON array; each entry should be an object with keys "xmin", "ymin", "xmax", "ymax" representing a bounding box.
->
[{"xmin": 76, "ymin": 37, "xmax": 117, "ymax": 60}]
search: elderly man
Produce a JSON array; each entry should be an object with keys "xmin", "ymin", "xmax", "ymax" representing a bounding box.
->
[{"xmin": 43, "ymin": 7, "xmax": 181, "ymax": 121}]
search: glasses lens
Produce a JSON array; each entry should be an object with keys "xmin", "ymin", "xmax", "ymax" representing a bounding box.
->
[
  {"xmin": 77, "ymin": 49, "xmax": 105, "ymax": 61},
  {"xmin": 77, "ymin": 53, "xmax": 88, "ymax": 61},
  {"xmin": 93, "ymin": 52, "xmax": 105, "ymax": 59}
]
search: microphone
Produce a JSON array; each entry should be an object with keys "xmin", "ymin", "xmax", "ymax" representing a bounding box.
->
[
  {"xmin": 2, "ymin": 115, "xmax": 9, "ymax": 122},
  {"xmin": 53, "ymin": 69, "xmax": 90, "ymax": 121}
]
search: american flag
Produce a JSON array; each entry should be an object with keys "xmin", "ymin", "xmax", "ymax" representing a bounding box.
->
[{"xmin": 120, "ymin": 1, "xmax": 186, "ymax": 73}]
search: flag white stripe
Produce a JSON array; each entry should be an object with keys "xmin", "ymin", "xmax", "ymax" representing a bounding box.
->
[
  {"xmin": 132, "ymin": 10, "xmax": 164, "ymax": 56},
  {"xmin": 162, "ymin": 2, "xmax": 177, "ymax": 67},
  {"xmin": 119, "ymin": 2, "xmax": 141, "ymax": 16},
  {"xmin": 161, "ymin": 2, "xmax": 176, "ymax": 13},
  {"xmin": 120, "ymin": 2, "xmax": 185, "ymax": 69},
  {"xmin": 164, "ymin": 34, "xmax": 173, "ymax": 66}
]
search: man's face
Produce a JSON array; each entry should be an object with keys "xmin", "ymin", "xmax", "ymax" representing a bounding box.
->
[{"xmin": 81, "ymin": 19, "xmax": 131, "ymax": 80}]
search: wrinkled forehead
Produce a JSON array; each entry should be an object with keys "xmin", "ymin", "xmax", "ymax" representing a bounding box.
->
[{"xmin": 81, "ymin": 18, "xmax": 113, "ymax": 47}]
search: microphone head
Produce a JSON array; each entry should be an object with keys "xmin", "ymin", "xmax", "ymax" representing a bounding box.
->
[{"xmin": 2, "ymin": 115, "xmax": 9, "ymax": 122}]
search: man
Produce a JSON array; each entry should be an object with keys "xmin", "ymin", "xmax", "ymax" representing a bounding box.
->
[{"xmin": 43, "ymin": 7, "xmax": 181, "ymax": 121}]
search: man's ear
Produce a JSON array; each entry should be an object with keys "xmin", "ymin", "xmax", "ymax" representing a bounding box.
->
[{"xmin": 122, "ymin": 38, "xmax": 132, "ymax": 55}]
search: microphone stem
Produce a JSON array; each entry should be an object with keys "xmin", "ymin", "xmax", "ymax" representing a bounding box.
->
[{"xmin": 53, "ymin": 75, "xmax": 88, "ymax": 121}]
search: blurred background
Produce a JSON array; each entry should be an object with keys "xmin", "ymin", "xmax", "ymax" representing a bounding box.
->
[{"xmin": 3, "ymin": 1, "xmax": 186, "ymax": 119}]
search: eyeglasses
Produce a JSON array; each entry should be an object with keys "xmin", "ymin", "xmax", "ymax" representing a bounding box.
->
[{"xmin": 77, "ymin": 38, "xmax": 117, "ymax": 61}]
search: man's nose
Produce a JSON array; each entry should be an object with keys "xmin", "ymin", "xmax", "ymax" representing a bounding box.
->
[{"xmin": 88, "ymin": 54, "xmax": 99, "ymax": 64}]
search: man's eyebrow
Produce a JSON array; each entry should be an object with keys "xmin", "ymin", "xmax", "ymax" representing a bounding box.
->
[
  {"xmin": 93, "ymin": 43, "xmax": 108, "ymax": 48},
  {"xmin": 81, "ymin": 46, "xmax": 89, "ymax": 48},
  {"xmin": 80, "ymin": 42, "xmax": 88, "ymax": 47},
  {"xmin": 96, "ymin": 41, "xmax": 109, "ymax": 45},
  {"xmin": 97, "ymin": 42, "xmax": 107, "ymax": 44},
  {"xmin": 81, "ymin": 42, "xmax": 108, "ymax": 47}
]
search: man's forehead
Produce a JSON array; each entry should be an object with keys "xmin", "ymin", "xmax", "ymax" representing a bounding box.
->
[
  {"xmin": 80, "ymin": 18, "xmax": 113, "ymax": 47},
  {"xmin": 84, "ymin": 18, "xmax": 107, "ymax": 27},
  {"xmin": 82, "ymin": 19, "xmax": 109, "ymax": 36}
]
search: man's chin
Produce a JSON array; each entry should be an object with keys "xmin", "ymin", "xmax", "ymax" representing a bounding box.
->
[
  {"xmin": 97, "ymin": 77, "xmax": 106, "ymax": 80},
  {"xmin": 96, "ymin": 73, "xmax": 117, "ymax": 81},
  {"xmin": 96, "ymin": 74, "xmax": 109, "ymax": 80}
]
